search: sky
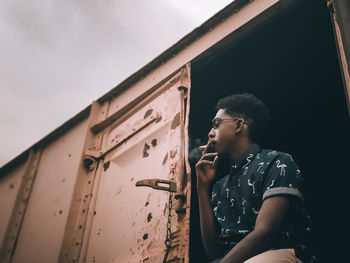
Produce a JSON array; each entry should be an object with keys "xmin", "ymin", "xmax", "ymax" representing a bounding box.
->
[{"xmin": 0, "ymin": 0, "xmax": 233, "ymax": 167}]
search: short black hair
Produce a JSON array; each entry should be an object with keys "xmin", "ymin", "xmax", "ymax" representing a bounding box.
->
[{"xmin": 215, "ymin": 93, "xmax": 270, "ymax": 143}]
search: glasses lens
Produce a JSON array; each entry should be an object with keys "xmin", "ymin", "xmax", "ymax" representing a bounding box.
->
[{"xmin": 212, "ymin": 119, "xmax": 221, "ymax": 129}]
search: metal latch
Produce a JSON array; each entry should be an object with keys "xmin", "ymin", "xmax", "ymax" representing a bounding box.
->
[{"xmin": 135, "ymin": 179, "xmax": 177, "ymax": 192}]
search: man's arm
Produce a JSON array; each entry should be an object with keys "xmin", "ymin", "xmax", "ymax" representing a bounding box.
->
[
  {"xmin": 195, "ymin": 139, "xmax": 224, "ymax": 260},
  {"xmin": 220, "ymin": 196, "xmax": 290, "ymax": 263},
  {"xmin": 197, "ymin": 184, "xmax": 224, "ymax": 260}
]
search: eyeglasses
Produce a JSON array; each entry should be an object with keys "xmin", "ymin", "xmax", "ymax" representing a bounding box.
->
[{"xmin": 211, "ymin": 117, "xmax": 249, "ymax": 129}]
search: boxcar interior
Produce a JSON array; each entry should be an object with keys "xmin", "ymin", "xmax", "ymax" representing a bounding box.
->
[{"xmin": 189, "ymin": 0, "xmax": 350, "ymax": 262}]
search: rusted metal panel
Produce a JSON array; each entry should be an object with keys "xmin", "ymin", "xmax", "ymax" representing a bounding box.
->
[
  {"xmin": 77, "ymin": 65, "xmax": 191, "ymax": 263},
  {"xmin": 327, "ymin": 0, "xmax": 350, "ymax": 114},
  {"xmin": 0, "ymin": 149, "xmax": 41, "ymax": 263},
  {"xmin": 0, "ymin": 161, "xmax": 26, "ymax": 249},
  {"xmin": 59, "ymin": 101, "xmax": 108, "ymax": 263},
  {"xmin": 6, "ymin": 119, "xmax": 88, "ymax": 263}
]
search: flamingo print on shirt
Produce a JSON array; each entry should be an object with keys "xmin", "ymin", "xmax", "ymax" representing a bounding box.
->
[{"xmin": 276, "ymin": 159, "xmax": 287, "ymax": 176}]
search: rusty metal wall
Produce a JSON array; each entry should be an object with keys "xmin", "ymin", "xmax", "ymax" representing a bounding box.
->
[
  {"xmin": 0, "ymin": 119, "xmax": 89, "ymax": 263},
  {"xmin": 0, "ymin": 1, "xmax": 286, "ymax": 262},
  {"xmin": 0, "ymin": 162, "xmax": 26, "ymax": 248},
  {"xmin": 85, "ymin": 87, "xmax": 182, "ymax": 262}
]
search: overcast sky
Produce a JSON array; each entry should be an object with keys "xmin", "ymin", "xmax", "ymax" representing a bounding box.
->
[{"xmin": 0, "ymin": 0, "xmax": 233, "ymax": 167}]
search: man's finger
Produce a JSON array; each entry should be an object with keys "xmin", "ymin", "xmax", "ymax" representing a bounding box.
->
[
  {"xmin": 203, "ymin": 139, "xmax": 214, "ymax": 155},
  {"xmin": 196, "ymin": 160, "xmax": 214, "ymax": 167},
  {"xmin": 200, "ymin": 153, "xmax": 218, "ymax": 161},
  {"xmin": 213, "ymin": 155, "xmax": 219, "ymax": 168}
]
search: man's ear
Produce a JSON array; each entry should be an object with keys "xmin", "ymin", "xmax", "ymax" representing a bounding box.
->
[
  {"xmin": 236, "ymin": 118, "xmax": 244, "ymax": 132},
  {"xmin": 234, "ymin": 118, "xmax": 244, "ymax": 133}
]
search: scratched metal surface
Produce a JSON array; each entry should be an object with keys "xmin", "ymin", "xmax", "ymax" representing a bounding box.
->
[{"xmin": 84, "ymin": 85, "xmax": 182, "ymax": 263}]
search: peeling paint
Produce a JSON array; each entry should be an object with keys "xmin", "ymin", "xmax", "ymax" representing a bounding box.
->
[
  {"xmin": 170, "ymin": 148, "xmax": 177, "ymax": 159},
  {"xmin": 143, "ymin": 143, "xmax": 150, "ymax": 158},
  {"xmin": 162, "ymin": 153, "xmax": 168, "ymax": 165},
  {"xmin": 151, "ymin": 139, "xmax": 157, "ymax": 147},
  {"xmin": 155, "ymin": 115, "xmax": 162, "ymax": 123},
  {"xmin": 144, "ymin": 109, "xmax": 153, "ymax": 119},
  {"xmin": 147, "ymin": 241, "xmax": 156, "ymax": 250},
  {"xmin": 143, "ymin": 233, "xmax": 148, "ymax": 240},
  {"xmin": 147, "ymin": 213, "xmax": 152, "ymax": 222},
  {"xmin": 130, "ymin": 177, "xmax": 134, "ymax": 182},
  {"xmin": 103, "ymin": 161, "xmax": 110, "ymax": 171},
  {"xmin": 115, "ymin": 186, "xmax": 123, "ymax": 195},
  {"xmin": 170, "ymin": 112, "xmax": 181, "ymax": 130},
  {"xmin": 144, "ymin": 201, "xmax": 149, "ymax": 207},
  {"xmin": 146, "ymin": 193, "xmax": 152, "ymax": 203}
]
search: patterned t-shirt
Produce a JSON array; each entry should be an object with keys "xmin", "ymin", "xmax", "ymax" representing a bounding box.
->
[{"xmin": 210, "ymin": 144, "xmax": 316, "ymax": 262}]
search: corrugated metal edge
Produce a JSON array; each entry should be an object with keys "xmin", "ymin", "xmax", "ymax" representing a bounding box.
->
[{"xmin": 0, "ymin": 0, "xmax": 250, "ymax": 175}]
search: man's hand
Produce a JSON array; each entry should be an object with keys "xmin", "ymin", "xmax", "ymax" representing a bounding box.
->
[{"xmin": 196, "ymin": 139, "xmax": 219, "ymax": 188}]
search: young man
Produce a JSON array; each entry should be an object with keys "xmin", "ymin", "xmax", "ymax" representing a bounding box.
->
[{"xmin": 196, "ymin": 94, "xmax": 316, "ymax": 263}]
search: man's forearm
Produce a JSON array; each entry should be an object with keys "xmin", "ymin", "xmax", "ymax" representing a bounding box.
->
[
  {"xmin": 197, "ymin": 184, "xmax": 224, "ymax": 260},
  {"xmin": 219, "ymin": 228, "xmax": 275, "ymax": 263}
]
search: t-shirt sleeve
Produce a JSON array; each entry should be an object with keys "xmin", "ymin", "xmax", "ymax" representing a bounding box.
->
[{"xmin": 262, "ymin": 153, "xmax": 303, "ymax": 201}]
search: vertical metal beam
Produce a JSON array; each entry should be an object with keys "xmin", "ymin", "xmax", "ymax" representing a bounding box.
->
[
  {"xmin": 59, "ymin": 100, "xmax": 109, "ymax": 263},
  {"xmin": 327, "ymin": 0, "xmax": 350, "ymax": 115},
  {"xmin": 182, "ymin": 63, "xmax": 192, "ymax": 263},
  {"xmin": 0, "ymin": 149, "xmax": 42, "ymax": 263}
]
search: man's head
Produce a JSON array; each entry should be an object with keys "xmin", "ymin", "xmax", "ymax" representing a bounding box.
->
[{"xmin": 208, "ymin": 93, "xmax": 270, "ymax": 156}]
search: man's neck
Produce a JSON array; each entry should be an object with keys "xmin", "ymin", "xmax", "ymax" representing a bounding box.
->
[{"xmin": 229, "ymin": 139, "xmax": 252, "ymax": 163}]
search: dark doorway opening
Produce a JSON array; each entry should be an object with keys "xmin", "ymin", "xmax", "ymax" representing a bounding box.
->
[{"xmin": 188, "ymin": 0, "xmax": 350, "ymax": 262}]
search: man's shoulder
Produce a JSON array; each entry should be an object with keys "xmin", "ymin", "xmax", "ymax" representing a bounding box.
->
[{"xmin": 258, "ymin": 149, "xmax": 295, "ymax": 162}]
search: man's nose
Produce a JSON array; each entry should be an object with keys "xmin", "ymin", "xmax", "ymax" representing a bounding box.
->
[{"xmin": 208, "ymin": 128, "xmax": 215, "ymax": 140}]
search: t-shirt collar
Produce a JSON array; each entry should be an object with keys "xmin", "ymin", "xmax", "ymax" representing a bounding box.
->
[{"xmin": 231, "ymin": 143, "xmax": 261, "ymax": 172}]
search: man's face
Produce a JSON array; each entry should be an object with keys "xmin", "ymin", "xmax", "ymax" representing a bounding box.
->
[{"xmin": 208, "ymin": 109, "xmax": 239, "ymax": 156}]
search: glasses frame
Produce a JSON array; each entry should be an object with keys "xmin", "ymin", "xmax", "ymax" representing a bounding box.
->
[{"xmin": 211, "ymin": 117, "xmax": 249, "ymax": 129}]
